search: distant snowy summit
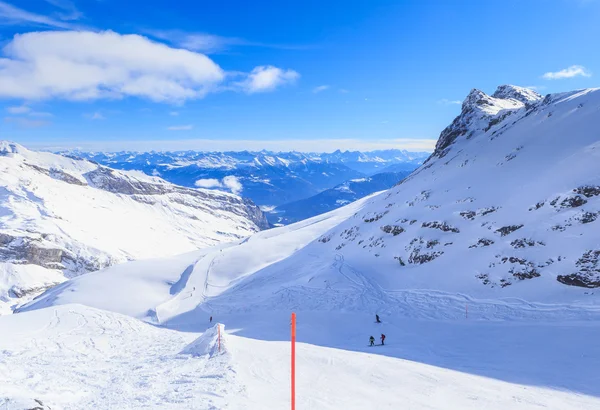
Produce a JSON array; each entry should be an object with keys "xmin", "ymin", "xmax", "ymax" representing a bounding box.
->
[{"xmin": 0, "ymin": 142, "xmax": 268, "ymax": 313}]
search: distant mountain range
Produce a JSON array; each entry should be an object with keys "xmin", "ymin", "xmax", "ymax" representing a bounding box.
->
[
  {"xmin": 61, "ymin": 149, "xmax": 430, "ymax": 208},
  {"xmin": 268, "ymin": 170, "xmax": 412, "ymax": 225}
]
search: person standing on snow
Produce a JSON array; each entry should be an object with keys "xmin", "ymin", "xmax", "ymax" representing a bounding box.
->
[
  {"xmin": 380, "ymin": 334, "xmax": 386, "ymax": 345},
  {"xmin": 369, "ymin": 336, "xmax": 375, "ymax": 346},
  {"xmin": 210, "ymin": 316, "xmax": 213, "ymax": 323},
  {"xmin": 376, "ymin": 314, "xmax": 381, "ymax": 323}
]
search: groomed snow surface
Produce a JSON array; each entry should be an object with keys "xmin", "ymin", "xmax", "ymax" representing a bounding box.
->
[
  {"xmin": 1, "ymin": 306, "xmax": 599, "ymax": 409},
  {"xmin": 3, "ymin": 195, "xmax": 600, "ymax": 409}
]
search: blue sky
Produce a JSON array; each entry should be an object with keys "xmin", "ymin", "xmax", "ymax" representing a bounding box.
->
[{"xmin": 0, "ymin": 0, "xmax": 599, "ymax": 152}]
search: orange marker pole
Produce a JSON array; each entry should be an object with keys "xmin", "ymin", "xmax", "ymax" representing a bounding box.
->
[{"xmin": 291, "ymin": 312, "xmax": 296, "ymax": 410}]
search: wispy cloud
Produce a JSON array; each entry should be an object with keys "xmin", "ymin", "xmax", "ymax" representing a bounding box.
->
[
  {"xmin": 145, "ymin": 29, "xmax": 311, "ymax": 54},
  {"xmin": 437, "ymin": 98, "xmax": 462, "ymax": 106},
  {"xmin": 312, "ymin": 85, "xmax": 330, "ymax": 94},
  {"xmin": 169, "ymin": 111, "xmax": 179, "ymax": 116},
  {"xmin": 523, "ymin": 85, "xmax": 546, "ymax": 91},
  {"xmin": 542, "ymin": 65, "xmax": 591, "ymax": 80},
  {"xmin": 167, "ymin": 124, "xmax": 193, "ymax": 131},
  {"xmin": 6, "ymin": 105, "xmax": 53, "ymax": 117},
  {"xmin": 85, "ymin": 112, "xmax": 105, "ymax": 120},
  {"xmin": 239, "ymin": 65, "xmax": 299, "ymax": 94},
  {"xmin": 7, "ymin": 105, "xmax": 30, "ymax": 114},
  {"xmin": 338, "ymin": 89, "xmax": 350, "ymax": 94},
  {"xmin": 4, "ymin": 116, "xmax": 51, "ymax": 128},
  {"xmin": 0, "ymin": 1, "xmax": 81, "ymax": 29},
  {"xmin": 42, "ymin": 0, "xmax": 83, "ymax": 21},
  {"xmin": 29, "ymin": 111, "xmax": 53, "ymax": 117}
]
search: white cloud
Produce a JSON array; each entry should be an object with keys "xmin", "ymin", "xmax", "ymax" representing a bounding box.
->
[
  {"xmin": 167, "ymin": 124, "xmax": 193, "ymax": 131},
  {"xmin": 0, "ymin": 1, "xmax": 80, "ymax": 29},
  {"xmin": 339, "ymin": 88, "xmax": 349, "ymax": 94},
  {"xmin": 240, "ymin": 65, "xmax": 299, "ymax": 93},
  {"xmin": 195, "ymin": 176, "xmax": 243, "ymax": 195},
  {"xmin": 437, "ymin": 99, "xmax": 462, "ymax": 105},
  {"xmin": 195, "ymin": 178, "xmax": 222, "ymax": 189},
  {"xmin": 542, "ymin": 65, "xmax": 591, "ymax": 80},
  {"xmin": 0, "ymin": 31, "xmax": 300, "ymax": 102},
  {"xmin": 222, "ymin": 176, "xmax": 243, "ymax": 195},
  {"xmin": 7, "ymin": 105, "xmax": 31, "ymax": 114},
  {"xmin": 169, "ymin": 111, "xmax": 179, "ymax": 116},
  {"xmin": 33, "ymin": 138, "xmax": 437, "ymax": 153},
  {"xmin": 0, "ymin": 30, "xmax": 225, "ymax": 102},
  {"xmin": 312, "ymin": 85, "xmax": 330, "ymax": 93}
]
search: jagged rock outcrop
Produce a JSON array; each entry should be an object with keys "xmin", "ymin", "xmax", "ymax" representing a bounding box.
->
[{"xmin": 432, "ymin": 85, "xmax": 543, "ymax": 158}]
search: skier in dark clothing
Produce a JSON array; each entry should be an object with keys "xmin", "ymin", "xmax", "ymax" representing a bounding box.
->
[
  {"xmin": 369, "ymin": 336, "xmax": 375, "ymax": 346},
  {"xmin": 380, "ymin": 334, "xmax": 386, "ymax": 345},
  {"xmin": 375, "ymin": 314, "xmax": 381, "ymax": 323},
  {"xmin": 210, "ymin": 316, "xmax": 213, "ymax": 323}
]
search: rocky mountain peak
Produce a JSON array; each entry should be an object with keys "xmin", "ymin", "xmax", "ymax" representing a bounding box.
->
[
  {"xmin": 433, "ymin": 86, "xmax": 543, "ymax": 158},
  {"xmin": 492, "ymin": 85, "xmax": 543, "ymax": 104}
]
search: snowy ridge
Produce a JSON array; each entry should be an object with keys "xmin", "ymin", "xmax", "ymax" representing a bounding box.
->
[{"xmin": 0, "ymin": 142, "xmax": 268, "ymax": 313}]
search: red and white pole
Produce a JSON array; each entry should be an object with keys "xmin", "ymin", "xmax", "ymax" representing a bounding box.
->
[{"xmin": 291, "ymin": 312, "xmax": 296, "ymax": 410}]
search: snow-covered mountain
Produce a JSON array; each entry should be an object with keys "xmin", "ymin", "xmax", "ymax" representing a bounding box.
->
[
  {"xmin": 24, "ymin": 85, "xmax": 600, "ymax": 319},
  {"xmin": 65, "ymin": 149, "xmax": 429, "ymax": 206},
  {"xmin": 9, "ymin": 85, "xmax": 600, "ymax": 409},
  {"xmin": 268, "ymin": 170, "xmax": 412, "ymax": 225},
  {"xmin": 0, "ymin": 142, "xmax": 268, "ymax": 313}
]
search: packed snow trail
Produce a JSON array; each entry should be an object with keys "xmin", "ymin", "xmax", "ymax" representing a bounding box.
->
[{"xmin": 1, "ymin": 305, "xmax": 599, "ymax": 409}]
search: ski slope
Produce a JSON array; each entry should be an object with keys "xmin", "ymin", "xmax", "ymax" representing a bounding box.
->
[
  {"xmin": 1, "ymin": 305, "xmax": 599, "ymax": 409},
  {"xmin": 6, "ymin": 85, "xmax": 600, "ymax": 408}
]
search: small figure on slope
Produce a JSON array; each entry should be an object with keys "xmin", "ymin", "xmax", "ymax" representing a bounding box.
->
[
  {"xmin": 369, "ymin": 336, "xmax": 375, "ymax": 346},
  {"xmin": 380, "ymin": 333, "xmax": 386, "ymax": 346},
  {"xmin": 376, "ymin": 314, "xmax": 381, "ymax": 323},
  {"xmin": 210, "ymin": 316, "xmax": 213, "ymax": 324}
]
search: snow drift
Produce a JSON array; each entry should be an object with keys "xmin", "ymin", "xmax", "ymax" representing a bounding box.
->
[{"xmin": 181, "ymin": 323, "xmax": 226, "ymax": 357}]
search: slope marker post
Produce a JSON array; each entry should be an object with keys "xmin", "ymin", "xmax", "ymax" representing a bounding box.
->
[{"xmin": 291, "ymin": 312, "xmax": 296, "ymax": 410}]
